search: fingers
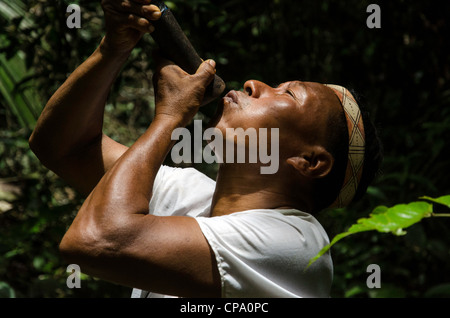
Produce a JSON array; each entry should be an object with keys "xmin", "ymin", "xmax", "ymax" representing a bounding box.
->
[
  {"xmin": 118, "ymin": 13, "xmax": 149, "ymax": 33},
  {"xmin": 154, "ymin": 58, "xmax": 216, "ymax": 86},
  {"xmin": 102, "ymin": 0, "xmax": 161, "ymax": 32},
  {"xmin": 194, "ymin": 59, "xmax": 216, "ymax": 86},
  {"xmin": 121, "ymin": 1, "xmax": 161, "ymax": 21},
  {"xmin": 156, "ymin": 58, "xmax": 216, "ymax": 81}
]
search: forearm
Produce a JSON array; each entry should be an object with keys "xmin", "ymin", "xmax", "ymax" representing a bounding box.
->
[
  {"xmin": 62, "ymin": 115, "xmax": 181, "ymax": 251},
  {"xmin": 29, "ymin": 38, "xmax": 131, "ymax": 164},
  {"xmin": 85, "ymin": 115, "xmax": 180, "ymax": 215},
  {"xmin": 79, "ymin": 57, "xmax": 217, "ymax": 214}
]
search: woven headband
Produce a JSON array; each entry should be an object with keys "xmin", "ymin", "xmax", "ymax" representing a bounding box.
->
[{"xmin": 324, "ymin": 84, "xmax": 365, "ymax": 208}]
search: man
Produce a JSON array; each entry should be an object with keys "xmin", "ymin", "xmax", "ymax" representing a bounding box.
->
[{"xmin": 29, "ymin": 0, "xmax": 381, "ymax": 297}]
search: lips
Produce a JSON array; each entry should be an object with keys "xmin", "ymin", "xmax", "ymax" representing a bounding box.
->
[{"xmin": 223, "ymin": 90, "xmax": 240, "ymax": 107}]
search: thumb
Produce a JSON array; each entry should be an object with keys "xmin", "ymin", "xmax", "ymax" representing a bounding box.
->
[{"xmin": 194, "ymin": 59, "xmax": 216, "ymax": 86}]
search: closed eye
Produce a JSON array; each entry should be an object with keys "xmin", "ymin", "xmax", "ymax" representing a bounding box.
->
[
  {"xmin": 285, "ymin": 88, "xmax": 301, "ymax": 105},
  {"xmin": 286, "ymin": 89, "xmax": 296, "ymax": 98}
]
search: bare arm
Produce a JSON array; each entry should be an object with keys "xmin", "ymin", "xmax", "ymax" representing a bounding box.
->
[
  {"xmin": 60, "ymin": 58, "xmax": 221, "ymax": 297},
  {"xmin": 33, "ymin": 0, "xmax": 222, "ymax": 297},
  {"xmin": 29, "ymin": 45, "xmax": 129, "ymax": 195},
  {"xmin": 29, "ymin": 0, "xmax": 162, "ymax": 196}
]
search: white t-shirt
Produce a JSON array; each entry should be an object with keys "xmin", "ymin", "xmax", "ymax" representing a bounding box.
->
[{"xmin": 131, "ymin": 165, "xmax": 333, "ymax": 298}]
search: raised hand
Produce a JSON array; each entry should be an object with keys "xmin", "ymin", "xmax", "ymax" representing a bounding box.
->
[
  {"xmin": 100, "ymin": 0, "xmax": 161, "ymax": 53},
  {"xmin": 153, "ymin": 56, "xmax": 217, "ymax": 124}
]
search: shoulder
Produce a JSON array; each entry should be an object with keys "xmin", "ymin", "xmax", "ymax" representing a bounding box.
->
[
  {"xmin": 198, "ymin": 210, "xmax": 330, "ymax": 260},
  {"xmin": 196, "ymin": 209, "xmax": 333, "ymax": 297}
]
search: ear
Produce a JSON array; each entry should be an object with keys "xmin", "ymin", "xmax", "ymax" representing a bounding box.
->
[{"xmin": 286, "ymin": 146, "xmax": 334, "ymax": 179}]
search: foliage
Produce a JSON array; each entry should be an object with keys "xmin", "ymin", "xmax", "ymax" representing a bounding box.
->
[
  {"xmin": 1, "ymin": 0, "xmax": 449, "ymax": 298},
  {"xmin": 308, "ymin": 195, "xmax": 450, "ymax": 268}
]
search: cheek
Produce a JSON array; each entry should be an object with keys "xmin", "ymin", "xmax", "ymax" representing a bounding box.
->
[
  {"xmin": 214, "ymin": 106, "xmax": 254, "ymax": 130},
  {"xmin": 215, "ymin": 98, "xmax": 297, "ymax": 131}
]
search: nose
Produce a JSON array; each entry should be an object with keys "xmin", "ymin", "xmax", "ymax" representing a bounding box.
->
[{"xmin": 243, "ymin": 80, "xmax": 270, "ymax": 98}]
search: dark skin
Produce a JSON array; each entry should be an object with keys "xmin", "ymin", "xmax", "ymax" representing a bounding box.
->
[
  {"xmin": 29, "ymin": 0, "xmax": 343, "ymax": 297},
  {"xmin": 211, "ymin": 80, "xmax": 342, "ymax": 215}
]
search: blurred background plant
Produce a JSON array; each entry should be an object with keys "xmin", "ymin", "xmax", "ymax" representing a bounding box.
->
[{"xmin": 0, "ymin": 0, "xmax": 449, "ymax": 297}]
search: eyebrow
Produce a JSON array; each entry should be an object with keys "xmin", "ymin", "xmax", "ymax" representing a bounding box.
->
[
  {"xmin": 288, "ymin": 81, "xmax": 304, "ymax": 89},
  {"xmin": 274, "ymin": 81, "xmax": 305, "ymax": 100},
  {"xmin": 275, "ymin": 81, "xmax": 294, "ymax": 89}
]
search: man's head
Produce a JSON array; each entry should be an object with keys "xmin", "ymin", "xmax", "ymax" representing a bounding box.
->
[{"xmin": 209, "ymin": 80, "xmax": 382, "ymax": 213}]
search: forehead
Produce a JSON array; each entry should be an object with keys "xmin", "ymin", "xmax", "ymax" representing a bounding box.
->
[{"xmin": 279, "ymin": 80, "xmax": 332, "ymax": 95}]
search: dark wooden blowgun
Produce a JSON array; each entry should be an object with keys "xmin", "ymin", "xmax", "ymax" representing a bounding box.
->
[{"xmin": 150, "ymin": 0, "xmax": 226, "ymax": 106}]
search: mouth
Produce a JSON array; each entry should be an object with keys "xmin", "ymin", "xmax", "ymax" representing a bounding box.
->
[{"xmin": 223, "ymin": 90, "xmax": 239, "ymax": 107}]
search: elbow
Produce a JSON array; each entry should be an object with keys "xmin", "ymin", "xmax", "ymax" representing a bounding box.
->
[
  {"xmin": 28, "ymin": 131, "xmax": 40, "ymax": 158},
  {"xmin": 59, "ymin": 232, "xmax": 80, "ymax": 266},
  {"xmin": 58, "ymin": 217, "xmax": 123, "ymax": 270},
  {"xmin": 29, "ymin": 128, "xmax": 66, "ymax": 172},
  {"xmin": 28, "ymin": 130, "xmax": 53, "ymax": 167},
  {"xmin": 58, "ymin": 226, "xmax": 96, "ymax": 267}
]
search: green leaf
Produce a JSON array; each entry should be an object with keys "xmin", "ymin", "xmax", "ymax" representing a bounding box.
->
[
  {"xmin": 358, "ymin": 201, "xmax": 432, "ymax": 234},
  {"xmin": 307, "ymin": 200, "xmax": 434, "ymax": 269},
  {"xmin": 371, "ymin": 205, "xmax": 388, "ymax": 215},
  {"xmin": 0, "ymin": 53, "xmax": 41, "ymax": 128},
  {"xmin": 420, "ymin": 195, "xmax": 450, "ymax": 209}
]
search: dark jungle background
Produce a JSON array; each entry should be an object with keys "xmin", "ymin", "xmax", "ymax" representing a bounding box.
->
[{"xmin": 1, "ymin": 0, "xmax": 449, "ymax": 298}]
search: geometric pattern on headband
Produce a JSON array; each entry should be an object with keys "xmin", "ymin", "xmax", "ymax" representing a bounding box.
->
[{"xmin": 324, "ymin": 84, "xmax": 366, "ymax": 208}]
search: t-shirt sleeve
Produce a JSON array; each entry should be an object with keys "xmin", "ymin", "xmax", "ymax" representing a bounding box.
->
[
  {"xmin": 196, "ymin": 210, "xmax": 333, "ymax": 298},
  {"xmin": 149, "ymin": 165, "xmax": 215, "ymax": 217}
]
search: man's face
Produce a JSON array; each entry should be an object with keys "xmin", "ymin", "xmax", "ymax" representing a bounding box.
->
[{"xmin": 209, "ymin": 80, "xmax": 343, "ymax": 158}]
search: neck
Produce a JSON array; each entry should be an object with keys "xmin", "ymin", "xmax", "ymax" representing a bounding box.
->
[{"xmin": 210, "ymin": 164, "xmax": 312, "ymax": 217}]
